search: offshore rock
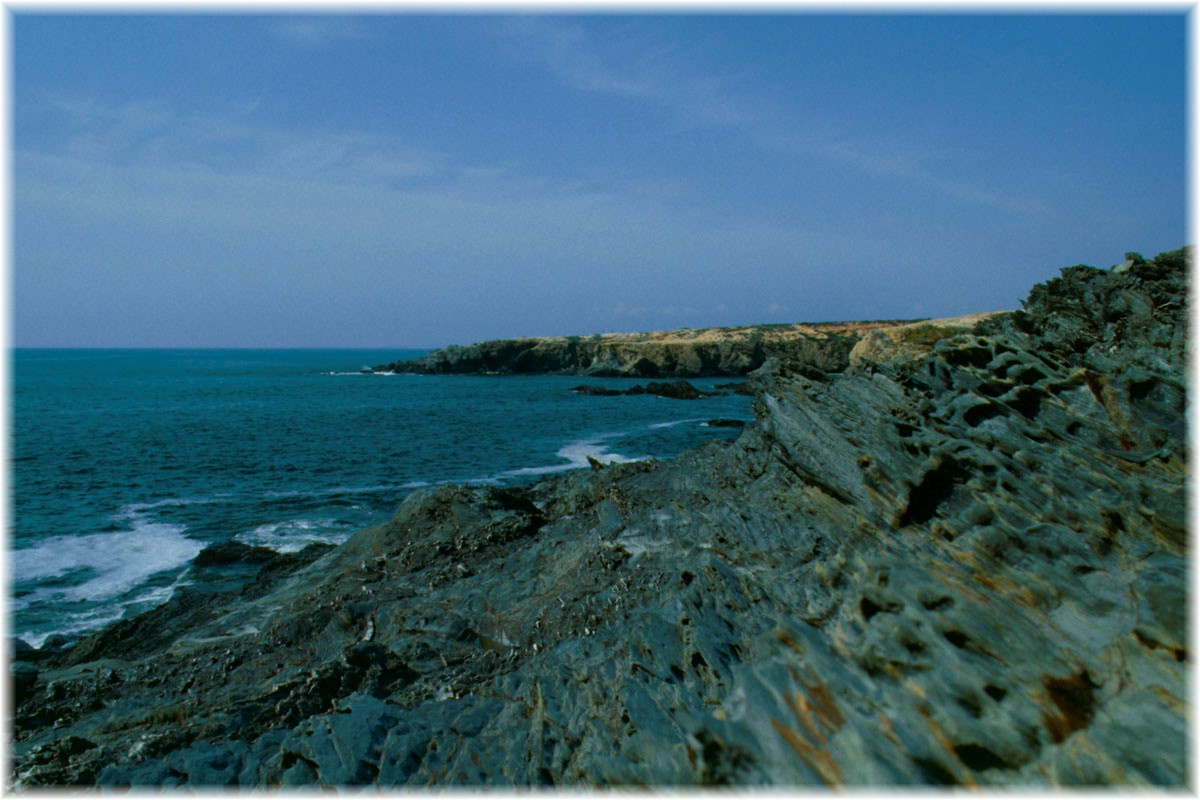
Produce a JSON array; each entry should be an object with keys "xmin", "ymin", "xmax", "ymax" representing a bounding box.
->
[
  {"xmin": 715, "ymin": 381, "xmax": 756, "ymax": 395},
  {"xmin": 570, "ymin": 380, "xmax": 716, "ymax": 400},
  {"xmin": 193, "ymin": 541, "xmax": 279, "ymax": 568},
  {"xmin": 9, "ymin": 249, "xmax": 1188, "ymax": 788}
]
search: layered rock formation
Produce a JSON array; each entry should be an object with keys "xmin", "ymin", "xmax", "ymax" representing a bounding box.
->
[
  {"xmin": 372, "ymin": 320, "xmax": 916, "ymax": 377},
  {"xmin": 9, "ymin": 249, "xmax": 1188, "ymax": 788}
]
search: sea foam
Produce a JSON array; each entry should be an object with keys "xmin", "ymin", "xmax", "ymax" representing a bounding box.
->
[
  {"xmin": 500, "ymin": 435, "xmax": 645, "ymax": 478},
  {"xmin": 116, "ymin": 495, "xmax": 226, "ymax": 517},
  {"xmin": 11, "ymin": 521, "xmax": 204, "ymax": 604},
  {"xmin": 237, "ymin": 518, "xmax": 354, "ymax": 553},
  {"xmin": 15, "ymin": 580, "xmax": 189, "ymax": 649},
  {"xmin": 321, "ymin": 369, "xmax": 397, "ymax": 376}
]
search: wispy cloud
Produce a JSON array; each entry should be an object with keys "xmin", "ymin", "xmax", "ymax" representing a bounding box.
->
[
  {"xmin": 499, "ymin": 17, "xmax": 1039, "ymax": 216},
  {"xmin": 16, "ymin": 92, "xmax": 840, "ymax": 345},
  {"xmin": 501, "ymin": 18, "xmax": 667, "ymax": 99},
  {"xmin": 499, "ymin": 17, "xmax": 762, "ymax": 128},
  {"xmin": 28, "ymin": 94, "xmax": 449, "ymax": 188},
  {"xmin": 267, "ymin": 17, "xmax": 368, "ymax": 48},
  {"xmin": 815, "ymin": 138, "xmax": 1041, "ymax": 215}
]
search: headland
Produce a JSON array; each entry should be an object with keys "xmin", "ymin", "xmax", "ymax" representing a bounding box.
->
[{"xmin": 370, "ymin": 318, "xmax": 941, "ymax": 378}]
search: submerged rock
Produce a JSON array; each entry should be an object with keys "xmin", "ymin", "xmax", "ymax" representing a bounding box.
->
[
  {"xmin": 569, "ymin": 384, "xmax": 625, "ymax": 396},
  {"xmin": 9, "ymin": 249, "xmax": 1189, "ymax": 788},
  {"xmin": 715, "ymin": 381, "xmax": 756, "ymax": 396}
]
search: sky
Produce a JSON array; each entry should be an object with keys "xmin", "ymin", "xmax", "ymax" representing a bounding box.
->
[{"xmin": 11, "ymin": 11, "xmax": 1189, "ymax": 348}]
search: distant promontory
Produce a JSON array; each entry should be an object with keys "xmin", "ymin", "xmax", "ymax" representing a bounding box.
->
[{"xmin": 372, "ymin": 319, "xmax": 943, "ymax": 378}]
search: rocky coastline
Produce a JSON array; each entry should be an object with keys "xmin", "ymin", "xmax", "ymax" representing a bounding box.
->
[
  {"xmin": 371, "ymin": 319, "xmax": 923, "ymax": 378},
  {"xmin": 9, "ymin": 249, "xmax": 1189, "ymax": 787}
]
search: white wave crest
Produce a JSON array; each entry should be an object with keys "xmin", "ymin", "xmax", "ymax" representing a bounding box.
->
[
  {"xmin": 648, "ymin": 418, "xmax": 707, "ymax": 429},
  {"xmin": 15, "ymin": 579, "xmax": 190, "ymax": 649},
  {"xmin": 500, "ymin": 435, "xmax": 646, "ymax": 478},
  {"xmin": 115, "ymin": 495, "xmax": 226, "ymax": 519},
  {"xmin": 236, "ymin": 517, "xmax": 354, "ymax": 553},
  {"xmin": 11, "ymin": 522, "xmax": 203, "ymax": 603},
  {"xmin": 322, "ymin": 369, "xmax": 398, "ymax": 376},
  {"xmin": 263, "ymin": 481, "xmax": 429, "ymax": 499},
  {"xmin": 17, "ymin": 607, "xmax": 125, "ymax": 649}
]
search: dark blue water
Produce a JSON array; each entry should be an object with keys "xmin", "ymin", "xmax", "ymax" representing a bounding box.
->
[{"xmin": 11, "ymin": 349, "xmax": 754, "ymax": 646}]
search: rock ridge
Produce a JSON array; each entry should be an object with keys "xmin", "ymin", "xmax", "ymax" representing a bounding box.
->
[
  {"xmin": 9, "ymin": 248, "xmax": 1189, "ymax": 788},
  {"xmin": 373, "ymin": 320, "xmax": 922, "ymax": 377}
]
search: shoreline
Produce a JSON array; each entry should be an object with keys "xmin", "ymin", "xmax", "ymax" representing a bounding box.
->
[
  {"xmin": 369, "ymin": 314, "xmax": 1002, "ymax": 378},
  {"xmin": 10, "ymin": 250, "xmax": 1189, "ymax": 787},
  {"xmin": 10, "ymin": 372, "xmax": 755, "ymax": 651}
]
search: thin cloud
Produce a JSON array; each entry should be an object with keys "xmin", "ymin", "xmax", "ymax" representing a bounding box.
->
[
  {"xmin": 500, "ymin": 18, "xmax": 665, "ymax": 100},
  {"xmin": 26, "ymin": 94, "xmax": 449, "ymax": 188},
  {"xmin": 16, "ymin": 137, "xmax": 833, "ymax": 346},
  {"xmin": 267, "ymin": 17, "xmax": 368, "ymax": 48},
  {"xmin": 498, "ymin": 17, "xmax": 761, "ymax": 127},
  {"xmin": 816, "ymin": 138, "xmax": 1044, "ymax": 216},
  {"xmin": 16, "ymin": 92, "xmax": 832, "ymax": 338},
  {"xmin": 498, "ymin": 17, "xmax": 1038, "ymax": 216}
]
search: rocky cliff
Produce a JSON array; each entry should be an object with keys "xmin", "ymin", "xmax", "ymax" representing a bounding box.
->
[
  {"xmin": 9, "ymin": 249, "xmax": 1188, "ymax": 788},
  {"xmin": 372, "ymin": 320, "xmax": 920, "ymax": 377}
]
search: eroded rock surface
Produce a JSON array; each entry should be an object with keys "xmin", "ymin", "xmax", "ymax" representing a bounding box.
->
[
  {"xmin": 9, "ymin": 250, "xmax": 1188, "ymax": 788},
  {"xmin": 848, "ymin": 311, "xmax": 1007, "ymax": 366}
]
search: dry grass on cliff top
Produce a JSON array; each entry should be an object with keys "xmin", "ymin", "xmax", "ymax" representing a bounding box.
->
[{"xmin": 535, "ymin": 313, "xmax": 1010, "ymax": 345}]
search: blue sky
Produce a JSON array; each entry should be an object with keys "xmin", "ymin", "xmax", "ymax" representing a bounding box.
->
[{"xmin": 13, "ymin": 12, "xmax": 1188, "ymax": 348}]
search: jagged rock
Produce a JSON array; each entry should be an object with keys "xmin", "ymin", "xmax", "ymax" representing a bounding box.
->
[
  {"xmin": 638, "ymin": 380, "xmax": 711, "ymax": 399},
  {"xmin": 570, "ymin": 385, "xmax": 625, "ymax": 396},
  {"xmin": 193, "ymin": 541, "xmax": 278, "ymax": 568},
  {"xmin": 11, "ymin": 662, "xmax": 38, "ymax": 705},
  {"xmin": 11, "ymin": 637, "xmax": 36, "ymax": 661},
  {"xmin": 848, "ymin": 312, "xmax": 1006, "ymax": 367},
  {"xmin": 37, "ymin": 635, "xmax": 73, "ymax": 656},
  {"xmin": 8, "ymin": 249, "xmax": 1188, "ymax": 788},
  {"xmin": 14, "ymin": 735, "xmax": 101, "ymax": 786}
]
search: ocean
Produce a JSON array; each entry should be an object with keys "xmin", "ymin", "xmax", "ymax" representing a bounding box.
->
[{"xmin": 10, "ymin": 349, "xmax": 754, "ymax": 648}]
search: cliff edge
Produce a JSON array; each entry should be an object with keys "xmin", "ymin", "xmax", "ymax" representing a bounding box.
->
[
  {"xmin": 10, "ymin": 249, "xmax": 1188, "ymax": 788},
  {"xmin": 372, "ymin": 320, "xmax": 925, "ymax": 377}
]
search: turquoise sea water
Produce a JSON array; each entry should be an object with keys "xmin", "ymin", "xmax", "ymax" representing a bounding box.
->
[{"xmin": 10, "ymin": 349, "xmax": 754, "ymax": 647}]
